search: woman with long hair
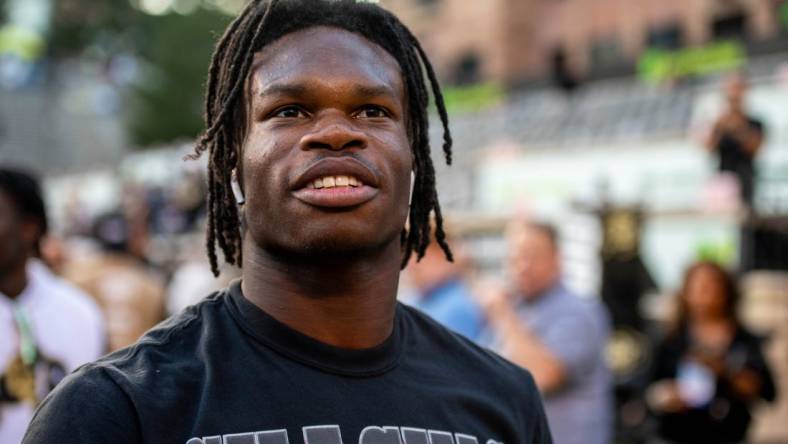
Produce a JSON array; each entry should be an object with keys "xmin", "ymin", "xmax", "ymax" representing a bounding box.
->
[{"xmin": 647, "ymin": 261, "xmax": 776, "ymax": 443}]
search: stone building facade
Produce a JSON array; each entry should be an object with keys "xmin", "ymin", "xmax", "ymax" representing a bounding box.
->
[{"xmin": 381, "ymin": 0, "xmax": 787, "ymax": 86}]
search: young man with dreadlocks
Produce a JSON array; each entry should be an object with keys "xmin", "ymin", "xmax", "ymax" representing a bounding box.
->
[{"xmin": 24, "ymin": 1, "xmax": 551, "ymax": 443}]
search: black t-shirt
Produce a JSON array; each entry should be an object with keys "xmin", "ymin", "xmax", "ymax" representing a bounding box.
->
[
  {"xmin": 716, "ymin": 117, "xmax": 763, "ymax": 174},
  {"xmin": 23, "ymin": 281, "xmax": 551, "ymax": 444}
]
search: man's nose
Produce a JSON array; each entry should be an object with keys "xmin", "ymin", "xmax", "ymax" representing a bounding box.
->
[{"xmin": 299, "ymin": 114, "xmax": 368, "ymax": 151}]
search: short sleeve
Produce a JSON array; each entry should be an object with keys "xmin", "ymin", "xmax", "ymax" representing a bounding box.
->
[
  {"xmin": 531, "ymin": 394, "xmax": 553, "ymax": 444},
  {"xmin": 539, "ymin": 307, "xmax": 607, "ymax": 381},
  {"xmin": 23, "ymin": 366, "xmax": 142, "ymax": 444},
  {"xmin": 520, "ymin": 370, "xmax": 554, "ymax": 444}
]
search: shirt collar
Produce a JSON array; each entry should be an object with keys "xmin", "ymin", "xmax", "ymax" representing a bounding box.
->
[
  {"xmin": 0, "ymin": 260, "xmax": 45, "ymax": 307},
  {"xmin": 224, "ymin": 280, "xmax": 405, "ymax": 377}
]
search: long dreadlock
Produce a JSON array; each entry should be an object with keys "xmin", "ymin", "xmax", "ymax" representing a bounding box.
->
[{"xmin": 191, "ymin": 0, "xmax": 453, "ymax": 276}]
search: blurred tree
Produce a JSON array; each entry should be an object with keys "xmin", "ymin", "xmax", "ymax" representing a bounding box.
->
[
  {"xmin": 50, "ymin": 0, "xmax": 141, "ymax": 56},
  {"xmin": 39, "ymin": 0, "xmax": 235, "ymax": 147},
  {"xmin": 127, "ymin": 9, "xmax": 231, "ymax": 147}
]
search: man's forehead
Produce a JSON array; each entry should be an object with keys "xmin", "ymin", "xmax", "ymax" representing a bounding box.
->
[{"xmin": 249, "ymin": 26, "xmax": 403, "ymax": 96}]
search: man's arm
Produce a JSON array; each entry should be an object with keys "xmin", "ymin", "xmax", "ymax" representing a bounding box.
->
[
  {"xmin": 739, "ymin": 121, "xmax": 764, "ymax": 157},
  {"xmin": 23, "ymin": 366, "xmax": 142, "ymax": 444},
  {"xmin": 487, "ymin": 305, "xmax": 567, "ymax": 393}
]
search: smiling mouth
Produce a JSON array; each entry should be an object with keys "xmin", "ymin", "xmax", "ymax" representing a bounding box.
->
[
  {"xmin": 293, "ymin": 173, "xmax": 379, "ymax": 208},
  {"xmin": 306, "ymin": 174, "xmax": 362, "ymax": 189},
  {"xmin": 291, "ymin": 158, "xmax": 381, "ymax": 209}
]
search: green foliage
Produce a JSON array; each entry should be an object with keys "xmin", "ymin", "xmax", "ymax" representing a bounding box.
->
[
  {"xmin": 780, "ymin": 2, "xmax": 788, "ymax": 29},
  {"xmin": 50, "ymin": 0, "xmax": 140, "ymax": 56},
  {"xmin": 441, "ymin": 83, "xmax": 504, "ymax": 113},
  {"xmin": 638, "ymin": 40, "xmax": 746, "ymax": 84},
  {"xmin": 695, "ymin": 238, "xmax": 736, "ymax": 266},
  {"xmin": 127, "ymin": 9, "xmax": 231, "ymax": 147}
]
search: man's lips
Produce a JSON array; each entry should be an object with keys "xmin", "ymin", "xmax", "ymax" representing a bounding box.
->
[
  {"xmin": 291, "ymin": 157, "xmax": 380, "ymax": 191},
  {"xmin": 290, "ymin": 157, "xmax": 381, "ymax": 208},
  {"xmin": 292, "ymin": 185, "xmax": 378, "ymax": 208}
]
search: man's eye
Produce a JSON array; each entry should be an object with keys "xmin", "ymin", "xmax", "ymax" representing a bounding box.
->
[
  {"xmin": 273, "ymin": 106, "xmax": 307, "ymax": 119},
  {"xmin": 356, "ymin": 106, "xmax": 388, "ymax": 119}
]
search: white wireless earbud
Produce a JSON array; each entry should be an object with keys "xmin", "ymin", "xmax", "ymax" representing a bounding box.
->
[
  {"xmin": 408, "ymin": 170, "xmax": 416, "ymax": 207},
  {"xmin": 231, "ymin": 170, "xmax": 245, "ymax": 205}
]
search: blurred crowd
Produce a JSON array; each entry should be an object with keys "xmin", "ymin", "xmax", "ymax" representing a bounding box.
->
[
  {"xmin": 0, "ymin": 76, "xmax": 784, "ymax": 444},
  {"xmin": 404, "ymin": 220, "xmax": 776, "ymax": 444}
]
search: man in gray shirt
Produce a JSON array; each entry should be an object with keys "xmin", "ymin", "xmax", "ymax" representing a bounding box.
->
[{"xmin": 479, "ymin": 221, "xmax": 613, "ymax": 444}]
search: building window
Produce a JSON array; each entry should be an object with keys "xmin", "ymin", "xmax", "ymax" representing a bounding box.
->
[
  {"xmin": 647, "ymin": 24, "xmax": 684, "ymax": 50},
  {"xmin": 712, "ymin": 13, "xmax": 747, "ymax": 40},
  {"xmin": 452, "ymin": 53, "xmax": 481, "ymax": 86},
  {"xmin": 590, "ymin": 37, "xmax": 624, "ymax": 69}
]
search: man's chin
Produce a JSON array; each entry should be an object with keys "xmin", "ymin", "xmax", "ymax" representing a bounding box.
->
[{"xmin": 253, "ymin": 227, "xmax": 401, "ymax": 264}]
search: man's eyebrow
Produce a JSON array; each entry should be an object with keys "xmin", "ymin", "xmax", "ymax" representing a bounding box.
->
[
  {"xmin": 258, "ymin": 83, "xmax": 308, "ymax": 98},
  {"xmin": 352, "ymin": 84, "xmax": 397, "ymax": 99},
  {"xmin": 258, "ymin": 82, "xmax": 397, "ymax": 99}
]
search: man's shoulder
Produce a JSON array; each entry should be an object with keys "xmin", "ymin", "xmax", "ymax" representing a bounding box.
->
[
  {"xmin": 24, "ymin": 360, "xmax": 143, "ymax": 443},
  {"xmin": 24, "ymin": 290, "xmax": 234, "ymax": 443},
  {"xmin": 93, "ymin": 289, "xmax": 228, "ymax": 386},
  {"xmin": 400, "ymin": 303, "xmax": 536, "ymax": 390}
]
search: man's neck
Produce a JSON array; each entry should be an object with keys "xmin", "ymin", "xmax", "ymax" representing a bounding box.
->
[
  {"xmin": 0, "ymin": 260, "xmax": 28, "ymax": 300},
  {"xmin": 240, "ymin": 239, "xmax": 402, "ymax": 349}
]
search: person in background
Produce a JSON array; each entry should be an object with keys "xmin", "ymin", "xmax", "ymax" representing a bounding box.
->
[
  {"xmin": 647, "ymin": 261, "xmax": 776, "ymax": 443},
  {"xmin": 0, "ymin": 167, "xmax": 105, "ymax": 444},
  {"xmin": 478, "ymin": 221, "xmax": 612, "ymax": 444},
  {"xmin": 166, "ymin": 228, "xmax": 240, "ymax": 315},
  {"xmin": 406, "ymin": 234, "xmax": 485, "ymax": 342},
  {"xmin": 62, "ymin": 211, "xmax": 165, "ymax": 352},
  {"xmin": 706, "ymin": 72, "xmax": 765, "ymax": 208}
]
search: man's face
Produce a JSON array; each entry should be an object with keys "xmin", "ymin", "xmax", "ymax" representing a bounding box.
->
[
  {"xmin": 240, "ymin": 26, "xmax": 412, "ymax": 258},
  {"xmin": 0, "ymin": 191, "xmax": 32, "ymax": 277},
  {"xmin": 508, "ymin": 226, "xmax": 560, "ymax": 300}
]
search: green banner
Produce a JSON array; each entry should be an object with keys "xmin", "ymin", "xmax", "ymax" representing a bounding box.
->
[{"xmin": 638, "ymin": 40, "xmax": 746, "ymax": 83}]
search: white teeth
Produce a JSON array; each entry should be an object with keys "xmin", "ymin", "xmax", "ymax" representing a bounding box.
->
[{"xmin": 309, "ymin": 175, "xmax": 362, "ymax": 189}]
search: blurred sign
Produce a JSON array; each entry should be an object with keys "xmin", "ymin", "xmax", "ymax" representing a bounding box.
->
[
  {"xmin": 638, "ymin": 41, "xmax": 746, "ymax": 83},
  {"xmin": 0, "ymin": 0, "xmax": 51, "ymax": 89},
  {"xmin": 475, "ymin": 140, "xmax": 711, "ymax": 216}
]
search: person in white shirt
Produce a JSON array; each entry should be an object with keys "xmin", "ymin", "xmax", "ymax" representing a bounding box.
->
[{"xmin": 0, "ymin": 168, "xmax": 105, "ymax": 444}]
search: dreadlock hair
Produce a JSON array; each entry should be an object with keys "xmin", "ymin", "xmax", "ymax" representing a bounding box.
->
[{"xmin": 191, "ymin": 0, "xmax": 453, "ymax": 276}]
